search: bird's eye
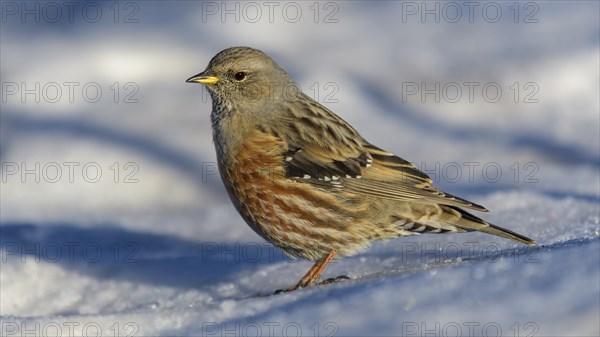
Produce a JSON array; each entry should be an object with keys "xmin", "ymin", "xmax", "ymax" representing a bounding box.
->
[{"xmin": 234, "ymin": 72, "xmax": 246, "ymax": 81}]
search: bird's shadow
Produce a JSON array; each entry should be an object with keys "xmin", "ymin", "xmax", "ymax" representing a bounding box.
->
[{"xmin": 0, "ymin": 222, "xmax": 292, "ymax": 291}]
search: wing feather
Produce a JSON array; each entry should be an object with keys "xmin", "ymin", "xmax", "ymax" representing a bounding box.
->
[{"xmin": 278, "ymin": 96, "xmax": 487, "ymax": 212}]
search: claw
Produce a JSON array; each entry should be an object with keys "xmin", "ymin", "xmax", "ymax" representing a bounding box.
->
[
  {"xmin": 274, "ymin": 274, "xmax": 351, "ymax": 294},
  {"xmin": 317, "ymin": 275, "xmax": 351, "ymax": 285}
]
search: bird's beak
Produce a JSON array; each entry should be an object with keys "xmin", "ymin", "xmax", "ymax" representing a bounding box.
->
[{"xmin": 186, "ymin": 71, "xmax": 219, "ymax": 85}]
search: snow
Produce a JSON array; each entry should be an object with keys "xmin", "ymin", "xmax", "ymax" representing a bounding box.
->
[{"xmin": 1, "ymin": 1, "xmax": 599, "ymax": 336}]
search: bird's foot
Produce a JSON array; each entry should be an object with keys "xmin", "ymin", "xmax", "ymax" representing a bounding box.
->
[
  {"xmin": 273, "ymin": 281, "xmax": 305, "ymax": 294},
  {"xmin": 317, "ymin": 275, "xmax": 351, "ymax": 285}
]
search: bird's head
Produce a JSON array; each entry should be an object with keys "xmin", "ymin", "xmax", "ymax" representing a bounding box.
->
[{"xmin": 187, "ymin": 46, "xmax": 297, "ymax": 118}]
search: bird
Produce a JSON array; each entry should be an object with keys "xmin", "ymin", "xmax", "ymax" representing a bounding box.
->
[{"xmin": 186, "ymin": 46, "xmax": 535, "ymax": 292}]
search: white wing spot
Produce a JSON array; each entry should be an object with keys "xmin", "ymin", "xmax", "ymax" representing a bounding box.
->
[
  {"xmin": 285, "ymin": 157, "xmax": 293, "ymax": 161},
  {"xmin": 303, "ymin": 174, "xmax": 311, "ymax": 179}
]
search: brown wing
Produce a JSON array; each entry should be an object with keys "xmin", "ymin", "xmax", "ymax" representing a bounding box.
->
[
  {"xmin": 279, "ymin": 96, "xmax": 487, "ymax": 212},
  {"xmin": 346, "ymin": 144, "xmax": 489, "ymax": 212}
]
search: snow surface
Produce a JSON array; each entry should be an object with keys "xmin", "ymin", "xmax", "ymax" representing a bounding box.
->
[{"xmin": 1, "ymin": 1, "xmax": 599, "ymax": 336}]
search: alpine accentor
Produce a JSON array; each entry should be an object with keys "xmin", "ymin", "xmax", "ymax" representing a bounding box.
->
[{"xmin": 186, "ymin": 46, "xmax": 535, "ymax": 292}]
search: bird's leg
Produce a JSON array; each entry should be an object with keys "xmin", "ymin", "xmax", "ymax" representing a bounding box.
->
[{"xmin": 284, "ymin": 250, "xmax": 337, "ymax": 292}]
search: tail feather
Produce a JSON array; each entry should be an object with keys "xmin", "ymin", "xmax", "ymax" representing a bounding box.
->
[{"xmin": 448, "ymin": 206, "xmax": 536, "ymax": 245}]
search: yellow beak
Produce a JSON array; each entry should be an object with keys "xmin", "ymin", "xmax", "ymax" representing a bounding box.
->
[{"xmin": 186, "ymin": 72, "xmax": 219, "ymax": 85}]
